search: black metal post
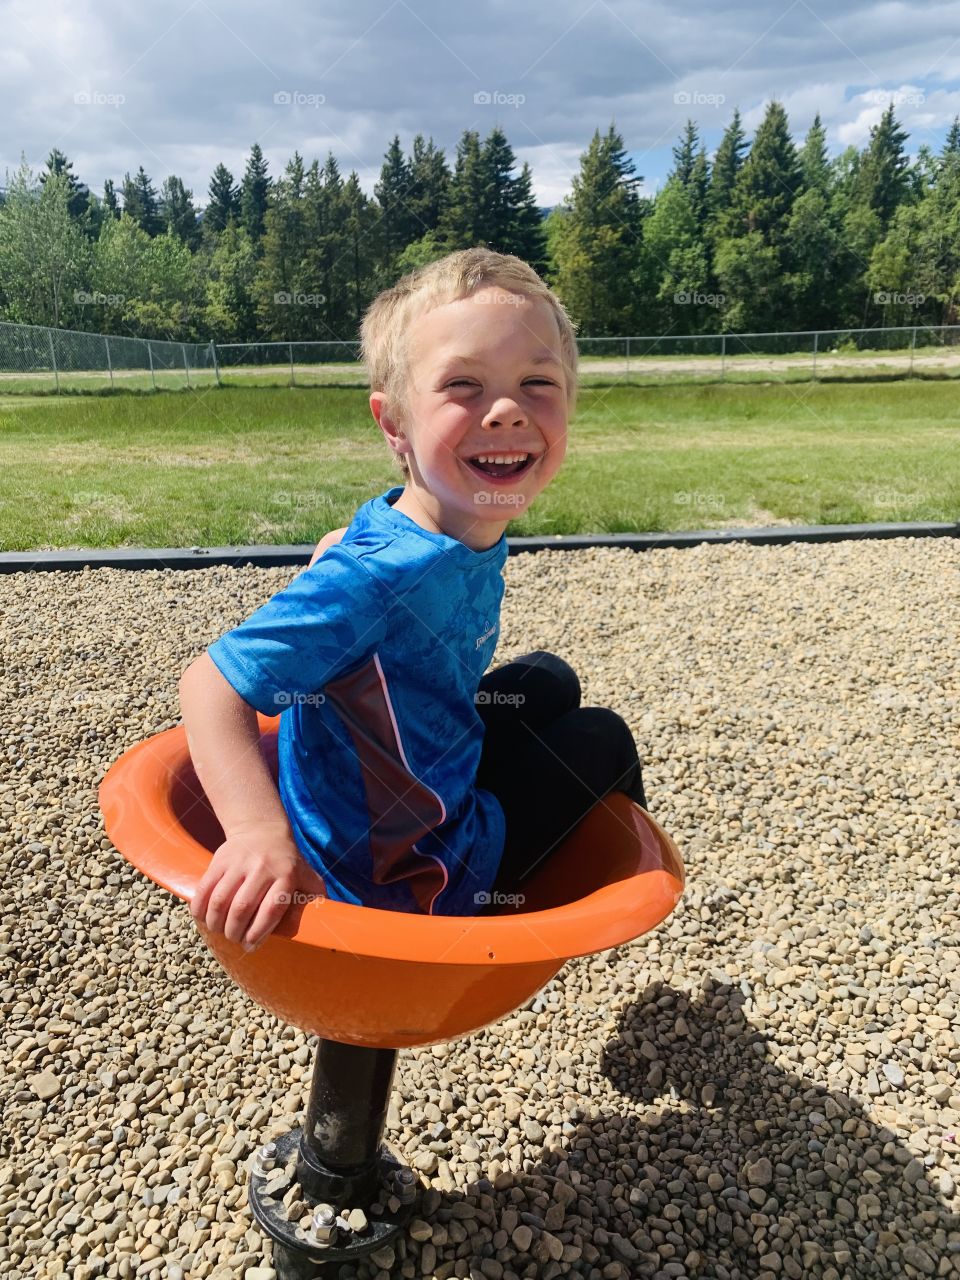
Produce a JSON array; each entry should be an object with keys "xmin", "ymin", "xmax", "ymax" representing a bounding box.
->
[
  {"xmin": 298, "ymin": 1040, "xmax": 399, "ymax": 1202},
  {"xmin": 247, "ymin": 1038, "xmax": 416, "ymax": 1279}
]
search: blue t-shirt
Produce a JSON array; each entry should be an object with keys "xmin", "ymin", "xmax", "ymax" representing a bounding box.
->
[{"xmin": 206, "ymin": 486, "xmax": 508, "ymax": 915}]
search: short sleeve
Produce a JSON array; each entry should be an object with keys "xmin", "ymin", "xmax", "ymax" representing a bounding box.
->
[{"xmin": 206, "ymin": 546, "xmax": 388, "ymax": 715}]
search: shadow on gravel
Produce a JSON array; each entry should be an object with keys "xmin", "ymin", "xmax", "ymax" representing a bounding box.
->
[{"xmin": 576, "ymin": 977, "xmax": 959, "ymax": 1279}]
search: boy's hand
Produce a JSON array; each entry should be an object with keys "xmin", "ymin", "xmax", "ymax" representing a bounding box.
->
[{"xmin": 189, "ymin": 821, "xmax": 327, "ymax": 953}]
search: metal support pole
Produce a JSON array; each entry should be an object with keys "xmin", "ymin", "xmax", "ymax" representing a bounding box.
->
[
  {"xmin": 289, "ymin": 341, "xmax": 295, "ymax": 388},
  {"xmin": 625, "ymin": 336, "xmax": 630, "ymax": 380},
  {"xmin": 812, "ymin": 330, "xmax": 818, "ymax": 381},
  {"xmin": 720, "ymin": 332, "xmax": 726, "ymax": 381},
  {"xmin": 147, "ymin": 342, "xmax": 157, "ymax": 391},
  {"xmin": 183, "ymin": 345, "xmax": 191, "ymax": 389},
  {"xmin": 247, "ymin": 1037, "xmax": 415, "ymax": 1278},
  {"xmin": 47, "ymin": 329, "xmax": 60, "ymax": 396},
  {"xmin": 210, "ymin": 340, "xmax": 221, "ymax": 387},
  {"xmin": 105, "ymin": 336, "xmax": 114, "ymax": 391},
  {"xmin": 910, "ymin": 326, "xmax": 917, "ymax": 377}
]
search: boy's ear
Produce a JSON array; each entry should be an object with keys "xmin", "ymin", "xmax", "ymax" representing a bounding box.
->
[{"xmin": 370, "ymin": 392, "xmax": 410, "ymax": 462}]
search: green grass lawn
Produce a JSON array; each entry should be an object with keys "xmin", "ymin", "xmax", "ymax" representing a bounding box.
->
[{"xmin": 0, "ymin": 381, "xmax": 957, "ymax": 550}]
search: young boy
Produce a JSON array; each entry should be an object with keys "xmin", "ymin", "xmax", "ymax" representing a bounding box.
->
[{"xmin": 180, "ymin": 247, "xmax": 648, "ymax": 952}]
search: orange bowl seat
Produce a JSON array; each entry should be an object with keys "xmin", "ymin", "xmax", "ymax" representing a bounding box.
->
[{"xmin": 98, "ymin": 715, "xmax": 685, "ymax": 1049}]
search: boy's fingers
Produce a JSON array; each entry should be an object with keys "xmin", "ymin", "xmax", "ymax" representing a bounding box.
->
[
  {"xmin": 242, "ymin": 879, "xmax": 297, "ymax": 951},
  {"xmin": 189, "ymin": 865, "xmax": 220, "ymax": 922}
]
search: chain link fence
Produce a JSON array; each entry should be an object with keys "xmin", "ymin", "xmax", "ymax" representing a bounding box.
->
[
  {"xmin": 0, "ymin": 322, "xmax": 219, "ymax": 395},
  {"xmin": 2, "ymin": 321, "xmax": 960, "ymax": 396}
]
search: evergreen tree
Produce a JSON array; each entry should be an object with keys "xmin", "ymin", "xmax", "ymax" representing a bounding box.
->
[
  {"xmin": 800, "ymin": 113, "xmax": 831, "ymax": 192},
  {"xmin": 121, "ymin": 166, "xmax": 163, "ymax": 236},
  {"xmin": 669, "ymin": 122, "xmax": 709, "ymax": 228},
  {"xmin": 638, "ymin": 176, "xmax": 711, "ymax": 331},
  {"xmin": 509, "ymin": 161, "xmax": 548, "ymax": 272},
  {"xmin": 253, "ymin": 151, "xmax": 309, "ymax": 339},
  {"xmin": 707, "ymin": 108, "xmax": 747, "ymax": 224},
  {"xmin": 240, "ymin": 143, "xmax": 272, "ymax": 246},
  {"xmin": 856, "ymin": 102, "xmax": 912, "ymax": 230},
  {"xmin": 40, "ymin": 149, "xmax": 90, "ymax": 221},
  {"xmin": 373, "ymin": 136, "xmax": 420, "ymax": 272},
  {"xmin": 722, "ymin": 101, "xmax": 801, "ymax": 246},
  {"xmin": 159, "ymin": 176, "xmax": 199, "ymax": 248},
  {"xmin": 943, "ymin": 116, "xmax": 960, "ymax": 158},
  {"xmin": 438, "ymin": 130, "xmax": 495, "ymax": 249},
  {"xmin": 477, "ymin": 127, "xmax": 547, "ymax": 267},
  {"xmin": 550, "ymin": 123, "xmax": 643, "ymax": 333},
  {"xmin": 103, "ymin": 179, "xmax": 120, "ymax": 219},
  {"xmin": 407, "ymin": 135, "xmax": 450, "ymax": 231},
  {"xmin": 205, "ymin": 163, "xmax": 241, "ymax": 234},
  {"xmin": 672, "ymin": 121, "xmax": 699, "ymax": 187}
]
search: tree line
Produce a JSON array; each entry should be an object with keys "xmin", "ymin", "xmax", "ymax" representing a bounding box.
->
[{"xmin": 1, "ymin": 101, "xmax": 958, "ymax": 345}]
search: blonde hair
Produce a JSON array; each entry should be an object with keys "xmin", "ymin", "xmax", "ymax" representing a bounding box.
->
[{"xmin": 360, "ymin": 247, "xmax": 579, "ymax": 477}]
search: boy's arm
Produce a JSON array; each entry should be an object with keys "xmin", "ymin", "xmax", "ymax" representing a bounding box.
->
[
  {"xmin": 308, "ymin": 527, "xmax": 348, "ymax": 568},
  {"xmin": 178, "ymin": 653, "xmax": 322, "ymax": 950}
]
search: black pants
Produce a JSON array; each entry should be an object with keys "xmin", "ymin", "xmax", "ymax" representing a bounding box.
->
[{"xmin": 475, "ymin": 650, "xmax": 648, "ymax": 898}]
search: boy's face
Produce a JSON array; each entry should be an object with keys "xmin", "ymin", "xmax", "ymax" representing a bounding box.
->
[{"xmin": 370, "ymin": 286, "xmax": 569, "ymax": 550}]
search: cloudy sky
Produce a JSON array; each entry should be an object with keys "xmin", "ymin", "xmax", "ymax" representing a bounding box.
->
[{"xmin": 3, "ymin": 0, "xmax": 960, "ymax": 209}]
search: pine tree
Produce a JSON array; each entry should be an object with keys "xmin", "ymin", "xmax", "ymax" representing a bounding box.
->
[
  {"xmin": 722, "ymin": 101, "xmax": 801, "ymax": 246},
  {"xmin": 509, "ymin": 161, "xmax": 548, "ymax": 272},
  {"xmin": 707, "ymin": 108, "xmax": 747, "ymax": 224},
  {"xmin": 800, "ymin": 113, "xmax": 831, "ymax": 192},
  {"xmin": 373, "ymin": 136, "xmax": 419, "ymax": 270},
  {"xmin": 103, "ymin": 179, "xmax": 120, "ymax": 219},
  {"xmin": 159, "ymin": 176, "xmax": 199, "ymax": 248},
  {"xmin": 121, "ymin": 166, "xmax": 163, "ymax": 236},
  {"xmin": 856, "ymin": 102, "xmax": 912, "ymax": 229},
  {"xmin": 40, "ymin": 149, "xmax": 89, "ymax": 221},
  {"xmin": 407, "ymin": 135, "xmax": 449, "ymax": 231},
  {"xmin": 671, "ymin": 121, "xmax": 699, "ymax": 187},
  {"xmin": 253, "ymin": 151, "xmax": 309, "ymax": 339},
  {"xmin": 944, "ymin": 116, "xmax": 960, "ymax": 158},
  {"xmin": 438, "ymin": 130, "xmax": 495, "ymax": 249},
  {"xmin": 205, "ymin": 163, "xmax": 241, "ymax": 234},
  {"xmin": 550, "ymin": 123, "xmax": 643, "ymax": 334},
  {"xmin": 240, "ymin": 143, "xmax": 272, "ymax": 246}
]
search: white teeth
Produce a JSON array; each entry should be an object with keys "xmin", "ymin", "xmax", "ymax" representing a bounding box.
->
[{"xmin": 472, "ymin": 453, "xmax": 530, "ymax": 464}]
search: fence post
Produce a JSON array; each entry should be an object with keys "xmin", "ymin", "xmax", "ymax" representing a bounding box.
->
[
  {"xmin": 812, "ymin": 330, "xmax": 818, "ymax": 381},
  {"xmin": 147, "ymin": 341, "xmax": 157, "ymax": 391},
  {"xmin": 720, "ymin": 332, "xmax": 726, "ymax": 381},
  {"xmin": 289, "ymin": 341, "xmax": 295, "ymax": 387},
  {"xmin": 183, "ymin": 345, "xmax": 191, "ymax": 389},
  {"xmin": 625, "ymin": 336, "xmax": 630, "ymax": 379},
  {"xmin": 105, "ymin": 336, "xmax": 114, "ymax": 391},
  {"xmin": 47, "ymin": 328, "xmax": 60, "ymax": 395},
  {"xmin": 910, "ymin": 326, "xmax": 917, "ymax": 377},
  {"xmin": 210, "ymin": 341, "xmax": 221, "ymax": 387}
]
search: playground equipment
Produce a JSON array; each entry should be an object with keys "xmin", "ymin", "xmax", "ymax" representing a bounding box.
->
[{"xmin": 99, "ymin": 713, "xmax": 685, "ymax": 1278}]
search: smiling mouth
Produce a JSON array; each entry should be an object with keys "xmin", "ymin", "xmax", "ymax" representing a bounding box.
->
[{"xmin": 464, "ymin": 451, "xmax": 538, "ymax": 479}]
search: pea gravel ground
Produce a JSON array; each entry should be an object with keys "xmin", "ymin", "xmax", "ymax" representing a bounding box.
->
[{"xmin": 2, "ymin": 536, "xmax": 959, "ymax": 1280}]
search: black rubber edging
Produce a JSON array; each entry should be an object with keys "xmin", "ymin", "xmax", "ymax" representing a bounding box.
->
[{"xmin": 1, "ymin": 520, "xmax": 958, "ymax": 574}]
